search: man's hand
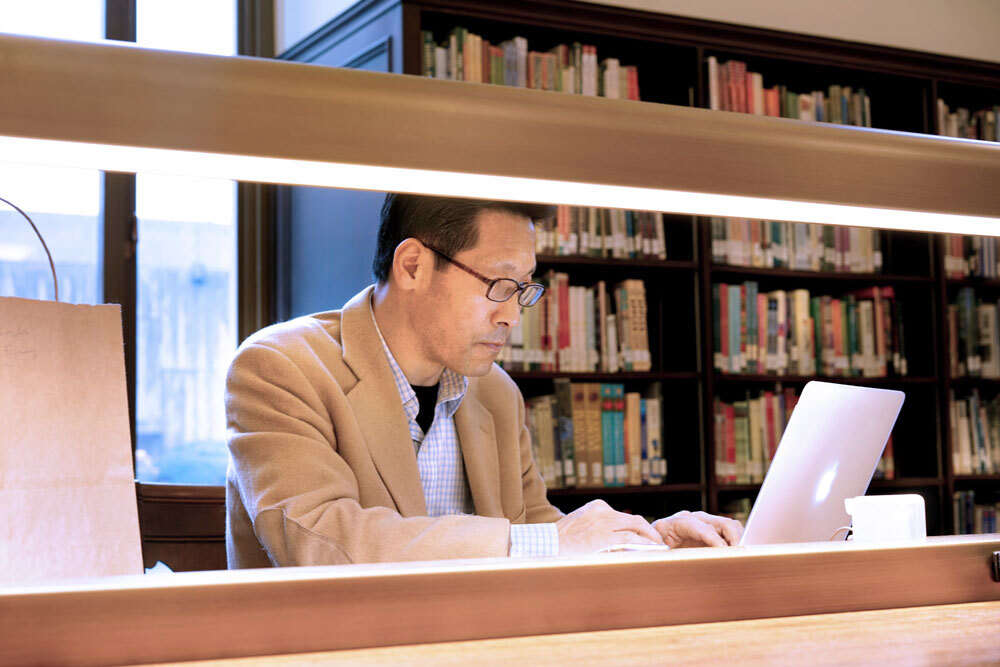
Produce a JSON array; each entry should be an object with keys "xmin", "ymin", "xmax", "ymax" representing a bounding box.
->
[
  {"xmin": 653, "ymin": 510, "xmax": 743, "ymax": 547},
  {"xmin": 555, "ymin": 499, "xmax": 663, "ymax": 555}
]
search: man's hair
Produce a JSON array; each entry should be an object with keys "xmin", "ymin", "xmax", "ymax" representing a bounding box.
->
[{"xmin": 372, "ymin": 194, "xmax": 556, "ymax": 284}]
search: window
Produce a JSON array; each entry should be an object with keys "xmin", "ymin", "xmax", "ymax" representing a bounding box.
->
[
  {"xmin": 133, "ymin": 0, "xmax": 238, "ymax": 484},
  {"xmin": 0, "ymin": 0, "xmax": 104, "ymax": 306}
]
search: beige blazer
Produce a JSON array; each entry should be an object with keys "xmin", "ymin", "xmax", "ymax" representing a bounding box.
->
[{"xmin": 226, "ymin": 286, "xmax": 563, "ymax": 567}]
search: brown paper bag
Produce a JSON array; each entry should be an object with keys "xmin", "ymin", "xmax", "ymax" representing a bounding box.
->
[{"xmin": 0, "ymin": 296, "xmax": 142, "ymax": 585}]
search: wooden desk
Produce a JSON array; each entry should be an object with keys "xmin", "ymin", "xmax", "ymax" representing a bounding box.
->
[
  {"xmin": 3, "ymin": 535, "xmax": 998, "ymax": 666},
  {"xmin": 143, "ymin": 601, "xmax": 1000, "ymax": 666}
]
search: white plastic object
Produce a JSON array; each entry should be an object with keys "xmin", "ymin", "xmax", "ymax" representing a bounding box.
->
[{"xmin": 844, "ymin": 494, "xmax": 927, "ymax": 542}]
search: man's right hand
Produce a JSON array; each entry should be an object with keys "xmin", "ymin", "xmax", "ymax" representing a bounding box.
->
[{"xmin": 555, "ymin": 499, "xmax": 664, "ymax": 555}]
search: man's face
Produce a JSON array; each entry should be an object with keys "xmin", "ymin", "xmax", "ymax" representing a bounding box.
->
[{"xmin": 416, "ymin": 210, "xmax": 536, "ymax": 378}]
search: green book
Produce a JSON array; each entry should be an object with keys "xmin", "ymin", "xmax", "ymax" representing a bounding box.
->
[
  {"xmin": 553, "ymin": 378, "xmax": 576, "ymax": 488},
  {"xmin": 600, "ymin": 383, "xmax": 615, "ymax": 486}
]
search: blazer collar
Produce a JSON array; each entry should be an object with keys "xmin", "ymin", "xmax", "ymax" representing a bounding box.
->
[
  {"xmin": 340, "ymin": 286, "xmax": 427, "ymax": 517},
  {"xmin": 454, "ymin": 384, "xmax": 503, "ymax": 518}
]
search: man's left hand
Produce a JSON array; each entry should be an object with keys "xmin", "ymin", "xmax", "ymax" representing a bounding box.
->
[{"xmin": 653, "ymin": 510, "xmax": 743, "ymax": 547}]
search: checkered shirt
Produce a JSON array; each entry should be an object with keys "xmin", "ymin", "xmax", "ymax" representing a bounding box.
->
[{"xmin": 370, "ymin": 300, "xmax": 558, "ymax": 557}]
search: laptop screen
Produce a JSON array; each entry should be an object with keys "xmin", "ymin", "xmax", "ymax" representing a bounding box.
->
[{"xmin": 739, "ymin": 381, "xmax": 905, "ymax": 546}]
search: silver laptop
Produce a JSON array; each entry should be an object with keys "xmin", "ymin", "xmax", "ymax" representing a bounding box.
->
[{"xmin": 739, "ymin": 381, "xmax": 905, "ymax": 546}]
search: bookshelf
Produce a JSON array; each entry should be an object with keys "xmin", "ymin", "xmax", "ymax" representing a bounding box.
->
[{"xmin": 279, "ymin": 0, "xmax": 1000, "ymax": 535}]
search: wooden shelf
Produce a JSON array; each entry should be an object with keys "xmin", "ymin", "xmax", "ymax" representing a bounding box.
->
[
  {"xmin": 945, "ymin": 277, "xmax": 1000, "ymax": 289},
  {"xmin": 537, "ymin": 256, "xmax": 698, "ymax": 270},
  {"xmin": 506, "ymin": 370, "xmax": 698, "ymax": 381},
  {"xmin": 712, "ymin": 374, "xmax": 935, "ymax": 386},
  {"xmin": 710, "ymin": 265, "xmax": 934, "ymax": 285},
  {"xmin": 948, "ymin": 377, "xmax": 1000, "ymax": 388},
  {"xmin": 870, "ymin": 477, "xmax": 942, "ymax": 488},
  {"xmin": 953, "ymin": 474, "xmax": 1000, "ymax": 483},
  {"xmin": 547, "ymin": 483, "xmax": 703, "ymax": 496},
  {"xmin": 715, "ymin": 478, "xmax": 943, "ymax": 493}
]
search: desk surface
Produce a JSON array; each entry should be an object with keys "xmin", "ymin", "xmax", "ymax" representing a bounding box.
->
[{"xmin": 143, "ymin": 601, "xmax": 1000, "ymax": 666}]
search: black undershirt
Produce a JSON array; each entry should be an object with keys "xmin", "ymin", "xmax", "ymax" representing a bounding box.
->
[{"xmin": 411, "ymin": 383, "xmax": 439, "ymax": 434}]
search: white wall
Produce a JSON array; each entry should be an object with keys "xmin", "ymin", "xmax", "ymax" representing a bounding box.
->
[{"xmin": 275, "ymin": 0, "xmax": 1000, "ymax": 64}]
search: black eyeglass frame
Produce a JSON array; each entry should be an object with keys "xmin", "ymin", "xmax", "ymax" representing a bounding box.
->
[{"xmin": 421, "ymin": 242, "xmax": 546, "ymax": 307}]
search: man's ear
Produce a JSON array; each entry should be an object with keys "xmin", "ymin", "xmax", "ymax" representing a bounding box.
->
[{"xmin": 391, "ymin": 238, "xmax": 430, "ymax": 292}]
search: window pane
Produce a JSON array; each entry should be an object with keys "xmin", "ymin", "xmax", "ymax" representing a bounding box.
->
[
  {"xmin": 134, "ymin": 1, "xmax": 237, "ymax": 485},
  {"xmin": 0, "ymin": 1, "xmax": 104, "ymax": 304},
  {"xmin": 0, "ymin": 0, "xmax": 104, "ymax": 41}
]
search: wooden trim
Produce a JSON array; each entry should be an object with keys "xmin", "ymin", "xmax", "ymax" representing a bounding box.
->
[
  {"xmin": 101, "ymin": 172, "xmax": 137, "ymax": 450},
  {"xmin": 1, "ymin": 535, "xmax": 998, "ymax": 666},
  {"xmin": 104, "ymin": 0, "xmax": 136, "ymax": 43},
  {"xmin": 236, "ymin": 182, "xmax": 277, "ymax": 343},
  {"xmin": 136, "ymin": 483, "xmax": 225, "ymax": 503},
  {"xmin": 2, "ymin": 34, "xmax": 998, "ymax": 220},
  {"xmin": 238, "ymin": 0, "xmax": 275, "ymax": 59}
]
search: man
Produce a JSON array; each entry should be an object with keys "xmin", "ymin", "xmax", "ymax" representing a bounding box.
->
[{"xmin": 226, "ymin": 194, "xmax": 741, "ymax": 567}]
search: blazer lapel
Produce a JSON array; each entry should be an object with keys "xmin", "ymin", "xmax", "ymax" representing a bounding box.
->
[
  {"xmin": 454, "ymin": 390, "xmax": 503, "ymax": 518},
  {"xmin": 340, "ymin": 287, "xmax": 427, "ymax": 517}
]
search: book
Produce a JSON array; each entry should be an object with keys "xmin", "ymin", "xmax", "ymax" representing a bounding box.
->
[{"xmin": 553, "ymin": 378, "xmax": 576, "ymax": 488}]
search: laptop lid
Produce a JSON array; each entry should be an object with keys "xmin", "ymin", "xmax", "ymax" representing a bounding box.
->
[{"xmin": 738, "ymin": 381, "xmax": 905, "ymax": 546}]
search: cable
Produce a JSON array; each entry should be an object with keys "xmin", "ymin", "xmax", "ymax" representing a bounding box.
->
[
  {"xmin": 829, "ymin": 525, "xmax": 852, "ymax": 541},
  {"xmin": 0, "ymin": 196, "xmax": 58, "ymax": 302}
]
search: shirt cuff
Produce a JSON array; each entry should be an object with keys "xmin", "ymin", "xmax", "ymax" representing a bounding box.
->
[{"xmin": 509, "ymin": 522, "xmax": 559, "ymax": 558}]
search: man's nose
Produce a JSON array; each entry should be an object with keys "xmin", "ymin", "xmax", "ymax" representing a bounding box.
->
[{"xmin": 495, "ymin": 294, "xmax": 523, "ymax": 329}]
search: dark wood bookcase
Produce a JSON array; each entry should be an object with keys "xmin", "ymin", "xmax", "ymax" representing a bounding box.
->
[{"xmin": 277, "ymin": 0, "xmax": 1000, "ymax": 536}]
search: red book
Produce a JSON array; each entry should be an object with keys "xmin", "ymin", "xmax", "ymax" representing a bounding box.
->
[
  {"xmin": 783, "ymin": 387, "xmax": 799, "ymax": 420},
  {"xmin": 765, "ymin": 87, "xmax": 780, "ymax": 117},
  {"xmin": 727, "ymin": 60, "xmax": 741, "ymax": 112},
  {"xmin": 627, "ymin": 66, "xmax": 640, "ymax": 101},
  {"xmin": 558, "ymin": 273, "xmax": 570, "ymax": 369}
]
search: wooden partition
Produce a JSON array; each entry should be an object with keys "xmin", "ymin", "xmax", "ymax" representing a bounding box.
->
[
  {"xmin": 136, "ymin": 483, "xmax": 226, "ymax": 572},
  {"xmin": 2, "ymin": 535, "xmax": 998, "ymax": 666}
]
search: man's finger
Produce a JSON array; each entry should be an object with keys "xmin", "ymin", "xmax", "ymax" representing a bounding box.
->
[
  {"xmin": 691, "ymin": 519, "xmax": 727, "ymax": 547},
  {"xmin": 693, "ymin": 512, "xmax": 743, "ymax": 546},
  {"xmin": 614, "ymin": 529, "xmax": 660, "ymax": 545},
  {"xmin": 720, "ymin": 518, "xmax": 743, "ymax": 545},
  {"xmin": 626, "ymin": 513, "xmax": 664, "ymax": 544}
]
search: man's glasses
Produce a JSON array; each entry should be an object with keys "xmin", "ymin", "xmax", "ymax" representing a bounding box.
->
[{"xmin": 421, "ymin": 242, "xmax": 546, "ymax": 307}]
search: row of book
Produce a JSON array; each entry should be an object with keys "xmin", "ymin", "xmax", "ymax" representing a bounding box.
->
[
  {"xmin": 710, "ymin": 218, "xmax": 883, "ymax": 274},
  {"xmin": 937, "ymin": 100, "xmax": 999, "ymax": 142},
  {"xmin": 498, "ymin": 276, "xmax": 651, "ymax": 373},
  {"xmin": 526, "ymin": 380, "xmax": 666, "ymax": 489},
  {"xmin": 712, "ymin": 283, "xmax": 908, "ymax": 378},
  {"xmin": 949, "ymin": 390, "xmax": 1000, "ymax": 475},
  {"xmin": 953, "ymin": 490, "xmax": 999, "ymax": 535},
  {"xmin": 948, "ymin": 287, "xmax": 1000, "ymax": 378},
  {"xmin": 536, "ymin": 206, "xmax": 667, "ymax": 260},
  {"xmin": 713, "ymin": 386, "xmax": 897, "ymax": 484},
  {"xmin": 707, "ymin": 57, "xmax": 872, "ymax": 127},
  {"xmin": 421, "ymin": 28, "xmax": 640, "ymax": 99},
  {"xmin": 943, "ymin": 234, "xmax": 1000, "ymax": 279}
]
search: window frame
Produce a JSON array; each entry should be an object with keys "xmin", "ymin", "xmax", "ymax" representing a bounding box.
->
[{"xmin": 99, "ymin": 0, "xmax": 277, "ymax": 474}]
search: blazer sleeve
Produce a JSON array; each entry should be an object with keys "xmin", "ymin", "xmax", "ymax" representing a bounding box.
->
[{"xmin": 226, "ymin": 340, "xmax": 513, "ymax": 566}]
